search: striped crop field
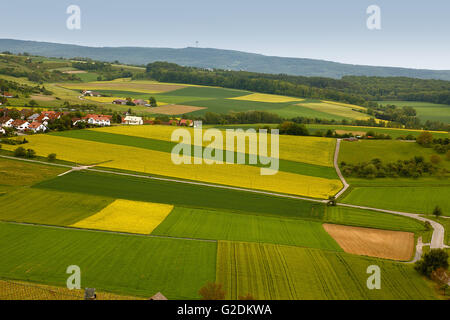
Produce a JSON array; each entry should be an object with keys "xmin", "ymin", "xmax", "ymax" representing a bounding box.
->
[
  {"xmin": 152, "ymin": 207, "xmax": 342, "ymax": 250},
  {"xmin": 216, "ymin": 241, "xmax": 437, "ymax": 300},
  {"xmin": 71, "ymin": 199, "xmax": 174, "ymax": 234},
  {"xmin": 2, "ymin": 133, "xmax": 341, "ymax": 199},
  {"xmin": 0, "ymin": 222, "xmax": 216, "ymax": 299}
]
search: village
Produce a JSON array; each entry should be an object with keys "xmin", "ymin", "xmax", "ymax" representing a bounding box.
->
[{"xmin": 0, "ymin": 105, "xmax": 193, "ymax": 137}]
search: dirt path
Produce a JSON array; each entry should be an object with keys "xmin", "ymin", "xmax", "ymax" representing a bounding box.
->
[{"xmin": 333, "ymin": 139, "xmax": 349, "ymax": 199}]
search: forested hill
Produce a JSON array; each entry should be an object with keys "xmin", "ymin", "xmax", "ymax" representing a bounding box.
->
[{"xmin": 1, "ymin": 39, "xmax": 450, "ymax": 81}]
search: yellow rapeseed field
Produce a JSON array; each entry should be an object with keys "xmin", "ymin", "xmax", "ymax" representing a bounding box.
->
[
  {"xmin": 2, "ymin": 135, "xmax": 341, "ymax": 198},
  {"xmin": 95, "ymin": 125, "xmax": 336, "ymax": 167},
  {"xmin": 71, "ymin": 199, "xmax": 173, "ymax": 234},
  {"xmin": 321, "ymin": 100, "xmax": 367, "ymax": 111},
  {"xmin": 229, "ymin": 93, "xmax": 303, "ymax": 103}
]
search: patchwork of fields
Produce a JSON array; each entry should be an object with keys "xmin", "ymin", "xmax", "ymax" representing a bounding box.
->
[{"xmin": 0, "ymin": 156, "xmax": 439, "ymax": 299}]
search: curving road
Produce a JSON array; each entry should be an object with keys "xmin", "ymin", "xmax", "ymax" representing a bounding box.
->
[{"xmin": 333, "ymin": 139, "xmax": 349, "ymax": 199}]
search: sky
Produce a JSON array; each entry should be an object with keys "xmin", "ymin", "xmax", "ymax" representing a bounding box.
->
[{"xmin": 1, "ymin": 0, "xmax": 449, "ymax": 70}]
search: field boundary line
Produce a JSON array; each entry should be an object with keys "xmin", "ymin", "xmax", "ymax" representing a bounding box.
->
[
  {"xmin": 0, "ymin": 220, "xmax": 217, "ymax": 243},
  {"xmin": 332, "ymin": 139, "xmax": 349, "ymax": 199}
]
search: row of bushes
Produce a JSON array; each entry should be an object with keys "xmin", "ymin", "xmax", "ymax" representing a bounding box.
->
[{"xmin": 340, "ymin": 157, "xmax": 444, "ymax": 179}]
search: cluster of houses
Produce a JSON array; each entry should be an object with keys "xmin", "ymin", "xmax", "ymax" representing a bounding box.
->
[
  {"xmin": 0, "ymin": 106, "xmax": 193, "ymax": 136},
  {"xmin": 113, "ymin": 99, "xmax": 150, "ymax": 106}
]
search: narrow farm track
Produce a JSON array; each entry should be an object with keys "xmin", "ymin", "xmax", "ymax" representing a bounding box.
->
[{"xmin": 333, "ymin": 139, "xmax": 349, "ymax": 199}]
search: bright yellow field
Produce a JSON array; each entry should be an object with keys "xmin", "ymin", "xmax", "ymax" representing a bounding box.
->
[
  {"xmin": 321, "ymin": 100, "xmax": 367, "ymax": 111},
  {"xmin": 2, "ymin": 135, "xmax": 341, "ymax": 198},
  {"xmin": 300, "ymin": 102, "xmax": 370, "ymax": 120},
  {"xmin": 71, "ymin": 199, "xmax": 173, "ymax": 234},
  {"xmin": 94, "ymin": 125, "xmax": 336, "ymax": 167},
  {"xmin": 230, "ymin": 93, "xmax": 303, "ymax": 103}
]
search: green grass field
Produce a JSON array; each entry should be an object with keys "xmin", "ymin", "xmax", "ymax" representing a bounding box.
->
[
  {"xmin": 342, "ymin": 186, "xmax": 450, "ymax": 216},
  {"xmin": 34, "ymin": 170, "xmax": 324, "ymax": 220},
  {"xmin": 216, "ymin": 241, "xmax": 437, "ymax": 300},
  {"xmin": 323, "ymin": 206, "xmax": 426, "ymax": 232},
  {"xmin": 0, "ymin": 222, "xmax": 216, "ymax": 299},
  {"xmin": 0, "ymin": 187, "xmax": 113, "ymax": 225},
  {"xmin": 378, "ymin": 101, "xmax": 450, "ymax": 123},
  {"xmin": 152, "ymin": 207, "xmax": 341, "ymax": 250}
]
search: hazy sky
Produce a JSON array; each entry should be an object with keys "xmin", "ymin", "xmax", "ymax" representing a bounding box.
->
[{"xmin": 1, "ymin": 0, "xmax": 449, "ymax": 69}]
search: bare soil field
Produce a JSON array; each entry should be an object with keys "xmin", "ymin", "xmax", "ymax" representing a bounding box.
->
[
  {"xmin": 335, "ymin": 130, "xmax": 366, "ymax": 136},
  {"xmin": 30, "ymin": 95, "xmax": 55, "ymax": 101},
  {"xmin": 149, "ymin": 104, "xmax": 207, "ymax": 115},
  {"xmin": 323, "ymin": 224, "xmax": 414, "ymax": 261},
  {"xmin": 62, "ymin": 70, "xmax": 87, "ymax": 74}
]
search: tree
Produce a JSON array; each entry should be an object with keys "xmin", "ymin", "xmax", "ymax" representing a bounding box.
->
[
  {"xmin": 430, "ymin": 154, "xmax": 441, "ymax": 165},
  {"xmin": 432, "ymin": 206, "xmax": 442, "ymax": 218},
  {"xmin": 14, "ymin": 146, "xmax": 26, "ymax": 157},
  {"xmin": 198, "ymin": 282, "xmax": 225, "ymax": 300},
  {"xmin": 414, "ymin": 249, "xmax": 449, "ymax": 277},
  {"xmin": 26, "ymin": 149, "xmax": 36, "ymax": 158},
  {"xmin": 416, "ymin": 132, "xmax": 433, "ymax": 147},
  {"xmin": 47, "ymin": 153, "xmax": 57, "ymax": 162},
  {"xmin": 327, "ymin": 196, "xmax": 336, "ymax": 206},
  {"xmin": 149, "ymin": 96, "xmax": 157, "ymax": 108}
]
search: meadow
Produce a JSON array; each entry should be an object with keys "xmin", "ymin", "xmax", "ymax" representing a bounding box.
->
[
  {"xmin": 342, "ymin": 186, "xmax": 450, "ymax": 216},
  {"xmin": 378, "ymin": 101, "xmax": 450, "ymax": 123},
  {"xmin": 216, "ymin": 241, "xmax": 437, "ymax": 300},
  {"xmin": 152, "ymin": 207, "xmax": 342, "ymax": 250},
  {"xmin": 0, "ymin": 222, "xmax": 216, "ymax": 299}
]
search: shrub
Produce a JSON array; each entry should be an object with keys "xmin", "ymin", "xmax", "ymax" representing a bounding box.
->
[
  {"xmin": 14, "ymin": 146, "xmax": 26, "ymax": 157},
  {"xmin": 432, "ymin": 206, "xmax": 443, "ymax": 218},
  {"xmin": 414, "ymin": 249, "xmax": 449, "ymax": 277},
  {"xmin": 47, "ymin": 153, "xmax": 57, "ymax": 162},
  {"xmin": 26, "ymin": 149, "xmax": 36, "ymax": 158},
  {"xmin": 430, "ymin": 154, "xmax": 441, "ymax": 165},
  {"xmin": 198, "ymin": 282, "xmax": 225, "ymax": 300},
  {"xmin": 416, "ymin": 132, "xmax": 433, "ymax": 147}
]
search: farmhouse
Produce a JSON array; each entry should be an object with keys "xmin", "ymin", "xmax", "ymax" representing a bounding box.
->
[
  {"xmin": 84, "ymin": 114, "xmax": 111, "ymax": 126},
  {"xmin": 11, "ymin": 119, "xmax": 29, "ymax": 131},
  {"xmin": 122, "ymin": 116, "xmax": 143, "ymax": 125},
  {"xmin": 0, "ymin": 92, "xmax": 14, "ymax": 98},
  {"xmin": 113, "ymin": 99, "xmax": 128, "ymax": 105},
  {"xmin": 27, "ymin": 121, "xmax": 47, "ymax": 133},
  {"xmin": 133, "ymin": 99, "xmax": 147, "ymax": 106},
  {"xmin": 178, "ymin": 119, "xmax": 192, "ymax": 126},
  {"xmin": 0, "ymin": 117, "xmax": 14, "ymax": 127},
  {"xmin": 27, "ymin": 113, "xmax": 41, "ymax": 122},
  {"xmin": 0, "ymin": 126, "xmax": 5, "ymax": 135},
  {"xmin": 82, "ymin": 90, "xmax": 102, "ymax": 97}
]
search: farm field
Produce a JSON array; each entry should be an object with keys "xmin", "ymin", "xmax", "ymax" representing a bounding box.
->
[
  {"xmin": 339, "ymin": 139, "xmax": 450, "ymax": 171},
  {"xmin": 0, "ymin": 222, "xmax": 216, "ymax": 299},
  {"xmin": 71, "ymin": 199, "xmax": 174, "ymax": 234},
  {"xmin": 229, "ymin": 93, "xmax": 303, "ymax": 103},
  {"xmin": 59, "ymin": 80, "xmax": 187, "ymax": 94},
  {"xmin": 298, "ymin": 102, "xmax": 370, "ymax": 120},
  {"xmin": 378, "ymin": 101, "xmax": 450, "ymax": 123},
  {"xmin": 34, "ymin": 170, "xmax": 324, "ymax": 220},
  {"xmin": 0, "ymin": 279, "xmax": 142, "ymax": 300},
  {"xmin": 0, "ymin": 157, "xmax": 66, "ymax": 186},
  {"xmin": 50, "ymin": 128, "xmax": 338, "ymax": 179},
  {"xmin": 92, "ymin": 125, "xmax": 337, "ymax": 167},
  {"xmin": 216, "ymin": 241, "xmax": 437, "ymax": 300},
  {"xmin": 342, "ymin": 186, "xmax": 450, "ymax": 216},
  {"xmin": 323, "ymin": 206, "xmax": 426, "ymax": 233},
  {"xmin": 0, "ymin": 187, "xmax": 113, "ymax": 225},
  {"xmin": 323, "ymin": 224, "xmax": 414, "ymax": 261},
  {"xmin": 1, "ymin": 132, "xmax": 342, "ymax": 199},
  {"xmin": 152, "ymin": 207, "xmax": 342, "ymax": 250}
]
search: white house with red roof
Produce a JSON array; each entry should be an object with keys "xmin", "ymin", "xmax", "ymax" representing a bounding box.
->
[
  {"xmin": 84, "ymin": 114, "xmax": 111, "ymax": 126},
  {"xmin": 122, "ymin": 116, "xmax": 143, "ymax": 125},
  {"xmin": 0, "ymin": 117, "xmax": 14, "ymax": 127},
  {"xmin": 28, "ymin": 121, "xmax": 47, "ymax": 133},
  {"xmin": 11, "ymin": 119, "xmax": 29, "ymax": 131}
]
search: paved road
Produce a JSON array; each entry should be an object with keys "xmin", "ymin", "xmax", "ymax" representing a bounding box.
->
[{"xmin": 333, "ymin": 139, "xmax": 349, "ymax": 199}]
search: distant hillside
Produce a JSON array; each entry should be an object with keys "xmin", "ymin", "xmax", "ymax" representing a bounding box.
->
[{"xmin": 1, "ymin": 39, "xmax": 450, "ymax": 81}]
